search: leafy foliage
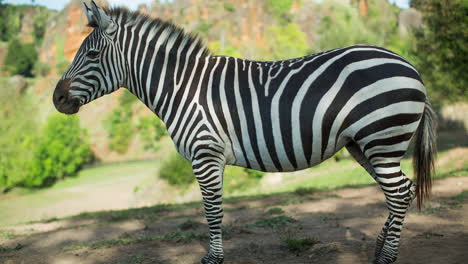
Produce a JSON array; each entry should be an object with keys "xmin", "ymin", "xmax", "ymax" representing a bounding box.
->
[
  {"xmin": 209, "ymin": 41, "xmax": 242, "ymax": 57},
  {"xmin": 262, "ymin": 23, "xmax": 308, "ymax": 60},
  {"xmin": 317, "ymin": 4, "xmax": 379, "ymax": 50},
  {"xmin": 159, "ymin": 153, "xmax": 195, "ymax": 186},
  {"xmin": 104, "ymin": 90, "xmax": 138, "ymax": 154},
  {"xmin": 0, "ymin": 3, "xmax": 49, "ymax": 45},
  {"xmin": 265, "ymin": 0, "xmax": 294, "ymax": 19},
  {"xmin": 223, "ymin": 3, "xmax": 236, "ymax": 13},
  {"xmin": 0, "ymin": 3, "xmax": 21, "ymax": 42},
  {"xmin": 157, "ymin": 153, "xmax": 265, "ymax": 191},
  {"xmin": 411, "ymin": 0, "xmax": 468, "ymax": 104},
  {"xmin": 224, "ymin": 166, "xmax": 265, "ymax": 194},
  {"xmin": 4, "ymin": 38, "xmax": 38, "ymax": 77},
  {"xmin": 194, "ymin": 21, "xmax": 213, "ymax": 37},
  {"xmin": 0, "ymin": 80, "xmax": 37, "ymax": 188},
  {"xmin": 0, "ymin": 83, "xmax": 93, "ymax": 189},
  {"xmin": 26, "ymin": 114, "xmax": 93, "ymax": 187},
  {"xmin": 32, "ymin": 8, "xmax": 49, "ymax": 44},
  {"xmin": 137, "ymin": 116, "xmax": 167, "ymax": 152}
]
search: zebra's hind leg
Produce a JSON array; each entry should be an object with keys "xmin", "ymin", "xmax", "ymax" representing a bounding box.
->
[
  {"xmin": 346, "ymin": 143, "xmax": 388, "ymax": 257},
  {"xmin": 346, "ymin": 143, "xmax": 386, "ymax": 257},
  {"xmin": 346, "ymin": 143, "xmax": 415, "ymax": 263},
  {"xmin": 371, "ymin": 162, "xmax": 416, "ymax": 264}
]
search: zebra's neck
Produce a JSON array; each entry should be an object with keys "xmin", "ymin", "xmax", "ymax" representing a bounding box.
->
[{"xmin": 114, "ymin": 14, "xmax": 210, "ymax": 130}]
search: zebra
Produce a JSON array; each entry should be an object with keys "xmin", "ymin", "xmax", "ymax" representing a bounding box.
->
[{"xmin": 53, "ymin": 2, "xmax": 437, "ymax": 264}]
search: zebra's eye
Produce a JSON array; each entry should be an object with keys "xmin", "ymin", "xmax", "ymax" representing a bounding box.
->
[{"xmin": 87, "ymin": 50, "xmax": 100, "ymax": 59}]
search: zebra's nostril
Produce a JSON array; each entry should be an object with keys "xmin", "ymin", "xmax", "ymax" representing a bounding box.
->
[{"xmin": 58, "ymin": 95, "xmax": 66, "ymax": 104}]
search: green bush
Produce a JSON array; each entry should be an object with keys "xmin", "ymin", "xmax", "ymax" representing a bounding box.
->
[
  {"xmin": 4, "ymin": 38, "xmax": 38, "ymax": 77},
  {"xmin": 104, "ymin": 90, "xmax": 138, "ymax": 154},
  {"xmin": 26, "ymin": 114, "xmax": 93, "ymax": 187},
  {"xmin": 0, "ymin": 81, "xmax": 38, "ymax": 188},
  {"xmin": 105, "ymin": 107, "xmax": 134, "ymax": 154},
  {"xmin": 224, "ymin": 166, "xmax": 265, "ymax": 193},
  {"xmin": 159, "ymin": 153, "xmax": 195, "ymax": 186},
  {"xmin": 137, "ymin": 116, "xmax": 167, "ymax": 152},
  {"xmin": 158, "ymin": 153, "xmax": 266, "ymax": 192},
  {"xmin": 0, "ymin": 84, "xmax": 93, "ymax": 189}
]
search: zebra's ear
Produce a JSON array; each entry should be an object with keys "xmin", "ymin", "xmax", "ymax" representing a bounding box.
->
[
  {"xmin": 86, "ymin": 0, "xmax": 117, "ymax": 34},
  {"xmin": 82, "ymin": 2, "xmax": 98, "ymax": 28}
]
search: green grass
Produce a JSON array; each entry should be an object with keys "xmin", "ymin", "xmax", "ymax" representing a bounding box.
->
[
  {"xmin": 266, "ymin": 207, "xmax": 284, "ymax": 215},
  {"xmin": 52, "ymin": 161, "xmax": 160, "ymax": 190},
  {"xmin": 0, "ymin": 243, "xmax": 24, "ymax": 253},
  {"xmin": 451, "ymin": 190, "xmax": 468, "ymax": 200},
  {"xmin": 273, "ymin": 151, "xmax": 466, "ymax": 195},
  {"xmin": 421, "ymin": 190, "xmax": 468, "ymax": 214},
  {"xmin": 0, "ymin": 161, "xmax": 159, "ymax": 226},
  {"xmin": 0, "ymin": 229, "xmax": 18, "ymax": 239},
  {"xmin": 283, "ymin": 237, "xmax": 321, "ymax": 253},
  {"xmin": 446, "ymin": 190, "xmax": 468, "ymax": 208},
  {"xmin": 129, "ymin": 256, "xmax": 147, "ymax": 264}
]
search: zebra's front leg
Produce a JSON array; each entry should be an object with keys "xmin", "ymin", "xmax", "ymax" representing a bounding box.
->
[{"xmin": 193, "ymin": 158, "xmax": 225, "ymax": 264}]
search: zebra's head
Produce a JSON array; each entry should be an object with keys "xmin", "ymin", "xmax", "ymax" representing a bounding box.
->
[{"xmin": 53, "ymin": 1, "xmax": 124, "ymax": 114}]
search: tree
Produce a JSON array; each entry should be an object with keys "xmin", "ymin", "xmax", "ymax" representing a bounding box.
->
[
  {"xmin": 411, "ymin": 0, "xmax": 468, "ymax": 104},
  {"xmin": 4, "ymin": 38, "xmax": 38, "ymax": 77}
]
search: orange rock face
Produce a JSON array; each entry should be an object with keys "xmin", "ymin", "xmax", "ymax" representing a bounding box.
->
[
  {"xmin": 359, "ymin": 0, "xmax": 368, "ymax": 17},
  {"xmin": 64, "ymin": 6, "xmax": 93, "ymax": 61}
]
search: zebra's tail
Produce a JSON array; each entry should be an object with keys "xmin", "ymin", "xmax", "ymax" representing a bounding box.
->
[{"xmin": 413, "ymin": 99, "xmax": 437, "ymax": 210}]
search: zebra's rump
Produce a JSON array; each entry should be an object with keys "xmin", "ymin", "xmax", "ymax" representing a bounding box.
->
[{"xmin": 206, "ymin": 45, "xmax": 426, "ymax": 173}]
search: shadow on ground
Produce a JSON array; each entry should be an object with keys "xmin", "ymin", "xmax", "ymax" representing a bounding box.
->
[{"xmin": 1, "ymin": 177, "xmax": 467, "ymax": 264}]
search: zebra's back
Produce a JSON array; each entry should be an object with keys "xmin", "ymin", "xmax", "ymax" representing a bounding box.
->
[{"xmin": 201, "ymin": 45, "xmax": 426, "ymax": 172}]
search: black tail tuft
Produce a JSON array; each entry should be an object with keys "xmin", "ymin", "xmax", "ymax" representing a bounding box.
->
[{"xmin": 413, "ymin": 100, "xmax": 437, "ymax": 210}]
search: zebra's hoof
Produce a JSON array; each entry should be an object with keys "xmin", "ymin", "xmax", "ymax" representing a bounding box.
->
[
  {"xmin": 373, "ymin": 255, "xmax": 397, "ymax": 264},
  {"xmin": 201, "ymin": 253, "xmax": 224, "ymax": 264}
]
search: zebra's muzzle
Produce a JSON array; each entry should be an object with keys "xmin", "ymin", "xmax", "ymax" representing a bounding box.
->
[{"xmin": 53, "ymin": 79, "xmax": 80, "ymax": 115}]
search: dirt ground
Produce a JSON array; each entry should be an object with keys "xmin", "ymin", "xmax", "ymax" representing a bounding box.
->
[{"xmin": 1, "ymin": 176, "xmax": 467, "ymax": 264}]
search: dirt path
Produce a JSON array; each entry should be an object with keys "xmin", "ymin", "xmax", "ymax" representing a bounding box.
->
[{"xmin": 1, "ymin": 177, "xmax": 467, "ymax": 264}]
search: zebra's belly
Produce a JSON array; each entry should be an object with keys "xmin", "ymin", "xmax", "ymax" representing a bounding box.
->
[{"xmin": 228, "ymin": 136, "xmax": 347, "ymax": 173}]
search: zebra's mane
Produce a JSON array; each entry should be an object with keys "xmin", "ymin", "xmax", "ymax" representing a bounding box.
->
[{"xmin": 108, "ymin": 7, "xmax": 211, "ymax": 58}]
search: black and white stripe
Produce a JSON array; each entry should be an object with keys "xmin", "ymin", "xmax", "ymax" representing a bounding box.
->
[{"xmin": 54, "ymin": 2, "xmax": 437, "ymax": 264}]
